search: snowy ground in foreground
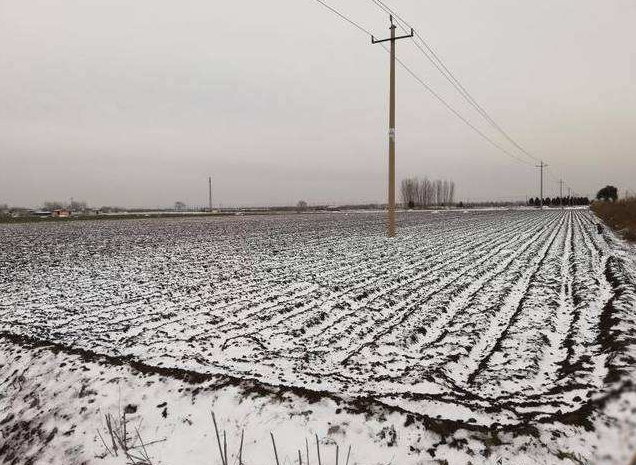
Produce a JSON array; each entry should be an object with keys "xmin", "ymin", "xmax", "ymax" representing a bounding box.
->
[
  {"xmin": 1, "ymin": 209, "xmax": 635, "ymax": 464},
  {"xmin": 1, "ymin": 337, "xmax": 635, "ymax": 465}
]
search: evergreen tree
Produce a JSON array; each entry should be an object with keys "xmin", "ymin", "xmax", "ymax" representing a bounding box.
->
[{"xmin": 596, "ymin": 185, "xmax": 618, "ymax": 202}]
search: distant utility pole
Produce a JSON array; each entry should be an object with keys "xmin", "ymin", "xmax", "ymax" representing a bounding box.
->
[
  {"xmin": 536, "ymin": 161, "xmax": 547, "ymax": 208},
  {"xmin": 372, "ymin": 15, "xmax": 413, "ymax": 237},
  {"xmin": 568, "ymin": 187, "xmax": 572, "ymax": 206},
  {"xmin": 559, "ymin": 179, "xmax": 564, "ymax": 209},
  {"xmin": 208, "ymin": 176, "xmax": 213, "ymax": 212}
]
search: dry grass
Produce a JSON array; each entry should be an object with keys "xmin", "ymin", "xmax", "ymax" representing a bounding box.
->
[
  {"xmin": 99, "ymin": 410, "xmax": 350, "ymax": 465},
  {"xmin": 97, "ymin": 408, "xmax": 165, "ymax": 464},
  {"xmin": 211, "ymin": 411, "xmax": 352, "ymax": 465},
  {"xmin": 591, "ymin": 197, "xmax": 636, "ymax": 242}
]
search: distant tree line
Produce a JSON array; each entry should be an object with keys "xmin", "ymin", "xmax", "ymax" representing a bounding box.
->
[
  {"xmin": 39, "ymin": 201, "xmax": 130, "ymax": 214},
  {"xmin": 461, "ymin": 201, "xmax": 527, "ymax": 208},
  {"xmin": 400, "ymin": 178, "xmax": 456, "ymax": 208},
  {"xmin": 42, "ymin": 200, "xmax": 90, "ymax": 212},
  {"xmin": 99, "ymin": 206, "xmax": 126, "ymax": 213},
  {"xmin": 527, "ymin": 197, "xmax": 590, "ymax": 207}
]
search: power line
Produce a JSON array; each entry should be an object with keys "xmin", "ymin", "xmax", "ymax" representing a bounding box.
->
[
  {"xmin": 368, "ymin": 0, "xmax": 540, "ymax": 165},
  {"xmin": 387, "ymin": 46, "xmax": 536, "ymax": 167},
  {"xmin": 308, "ymin": 0, "xmax": 574, "ymax": 174},
  {"xmin": 367, "ymin": 0, "xmax": 588, "ymax": 195},
  {"xmin": 309, "ymin": 0, "xmax": 534, "ymax": 166},
  {"xmin": 312, "ymin": 0, "xmax": 373, "ymax": 37},
  {"xmin": 545, "ymin": 167, "xmax": 580, "ymax": 198}
]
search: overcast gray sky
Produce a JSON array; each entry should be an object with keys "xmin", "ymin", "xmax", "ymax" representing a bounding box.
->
[{"xmin": 1, "ymin": 0, "xmax": 634, "ymax": 208}]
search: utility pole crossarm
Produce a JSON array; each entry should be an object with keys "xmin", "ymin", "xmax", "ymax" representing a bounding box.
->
[{"xmin": 371, "ymin": 29, "xmax": 414, "ymax": 43}]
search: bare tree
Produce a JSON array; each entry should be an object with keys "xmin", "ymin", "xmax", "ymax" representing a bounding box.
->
[
  {"xmin": 424, "ymin": 178, "xmax": 434, "ymax": 206},
  {"xmin": 43, "ymin": 201, "xmax": 65, "ymax": 211},
  {"xmin": 174, "ymin": 201, "xmax": 186, "ymax": 211},
  {"xmin": 400, "ymin": 179, "xmax": 409, "ymax": 207},
  {"xmin": 69, "ymin": 200, "xmax": 88, "ymax": 212},
  {"xmin": 296, "ymin": 200, "xmax": 308, "ymax": 212},
  {"xmin": 412, "ymin": 179, "xmax": 421, "ymax": 207},
  {"xmin": 434, "ymin": 180, "xmax": 442, "ymax": 206},
  {"xmin": 401, "ymin": 177, "xmax": 458, "ymax": 208},
  {"xmin": 416, "ymin": 178, "xmax": 427, "ymax": 206},
  {"xmin": 400, "ymin": 178, "xmax": 417, "ymax": 208},
  {"xmin": 442, "ymin": 180, "xmax": 449, "ymax": 206}
]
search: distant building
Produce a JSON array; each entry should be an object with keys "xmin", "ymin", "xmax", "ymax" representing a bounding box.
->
[
  {"xmin": 51, "ymin": 209, "xmax": 71, "ymax": 218},
  {"xmin": 31, "ymin": 210, "xmax": 52, "ymax": 217}
]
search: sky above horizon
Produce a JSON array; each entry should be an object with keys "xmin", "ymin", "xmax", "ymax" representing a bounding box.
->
[{"xmin": 1, "ymin": 0, "xmax": 635, "ymax": 208}]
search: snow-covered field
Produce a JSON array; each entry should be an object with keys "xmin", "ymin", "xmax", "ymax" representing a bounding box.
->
[{"xmin": 1, "ymin": 209, "xmax": 635, "ymax": 464}]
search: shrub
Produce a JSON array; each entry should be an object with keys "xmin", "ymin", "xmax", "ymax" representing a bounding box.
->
[{"xmin": 592, "ymin": 197, "xmax": 636, "ymax": 242}]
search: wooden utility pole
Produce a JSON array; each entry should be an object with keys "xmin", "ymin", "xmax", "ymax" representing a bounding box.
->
[
  {"xmin": 208, "ymin": 176, "xmax": 213, "ymax": 212},
  {"xmin": 559, "ymin": 179, "xmax": 564, "ymax": 209},
  {"xmin": 536, "ymin": 161, "xmax": 547, "ymax": 208},
  {"xmin": 372, "ymin": 16, "xmax": 413, "ymax": 237}
]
